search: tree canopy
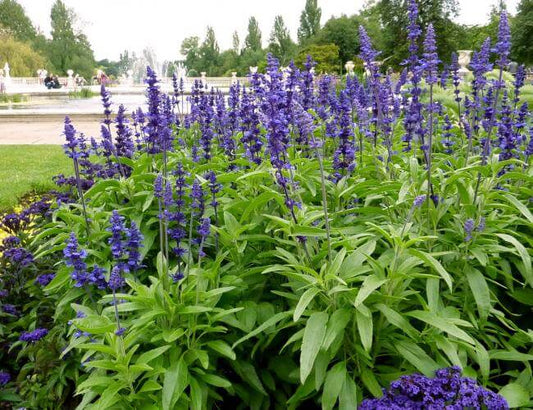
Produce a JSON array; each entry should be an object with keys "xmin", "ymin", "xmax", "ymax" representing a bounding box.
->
[
  {"xmin": 297, "ymin": 0, "xmax": 321, "ymax": 44},
  {"xmin": 512, "ymin": 0, "xmax": 533, "ymax": 64}
]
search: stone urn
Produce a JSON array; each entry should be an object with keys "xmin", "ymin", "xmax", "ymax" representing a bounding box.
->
[
  {"xmin": 345, "ymin": 60, "xmax": 355, "ymax": 76},
  {"xmin": 249, "ymin": 66, "xmax": 258, "ymax": 74},
  {"xmin": 67, "ymin": 69, "xmax": 75, "ymax": 88},
  {"xmin": 231, "ymin": 72, "xmax": 238, "ymax": 85},
  {"xmin": 457, "ymin": 50, "xmax": 472, "ymax": 79}
]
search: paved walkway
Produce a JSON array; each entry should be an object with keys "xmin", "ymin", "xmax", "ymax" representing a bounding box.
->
[{"xmin": 0, "ymin": 115, "xmax": 102, "ymax": 144}]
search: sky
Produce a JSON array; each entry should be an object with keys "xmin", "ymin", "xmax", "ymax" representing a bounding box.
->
[{"xmin": 17, "ymin": 0, "xmax": 519, "ymax": 62}]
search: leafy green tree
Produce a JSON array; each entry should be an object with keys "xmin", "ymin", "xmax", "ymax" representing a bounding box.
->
[
  {"xmin": 0, "ymin": 0, "xmax": 36, "ymax": 42},
  {"xmin": 48, "ymin": 0, "xmax": 95, "ymax": 79},
  {"xmin": 238, "ymin": 49, "xmax": 266, "ymax": 74},
  {"xmin": 0, "ymin": 33, "xmax": 45, "ymax": 76},
  {"xmin": 244, "ymin": 16, "xmax": 262, "ymax": 52},
  {"xmin": 198, "ymin": 26, "xmax": 220, "ymax": 75},
  {"xmin": 181, "ymin": 36, "xmax": 201, "ymax": 73},
  {"xmin": 377, "ymin": 0, "xmax": 460, "ymax": 67},
  {"xmin": 315, "ymin": 15, "xmax": 360, "ymax": 67},
  {"xmin": 232, "ymin": 31, "xmax": 240, "ymax": 54},
  {"xmin": 297, "ymin": 0, "xmax": 322, "ymax": 45},
  {"xmin": 512, "ymin": 0, "xmax": 533, "ymax": 64},
  {"xmin": 268, "ymin": 15, "xmax": 297, "ymax": 65},
  {"xmin": 295, "ymin": 43, "xmax": 340, "ymax": 73}
]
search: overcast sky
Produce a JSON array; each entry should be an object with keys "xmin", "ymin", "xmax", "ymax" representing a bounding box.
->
[{"xmin": 17, "ymin": 0, "xmax": 519, "ymax": 61}]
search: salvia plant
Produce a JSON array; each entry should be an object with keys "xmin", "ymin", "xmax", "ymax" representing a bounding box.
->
[{"xmin": 1, "ymin": 3, "xmax": 532, "ymax": 409}]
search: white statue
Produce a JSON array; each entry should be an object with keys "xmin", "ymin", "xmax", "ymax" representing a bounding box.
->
[
  {"xmin": 457, "ymin": 50, "xmax": 472, "ymax": 79},
  {"xmin": 67, "ymin": 69, "xmax": 75, "ymax": 88},
  {"xmin": 345, "ymin": 60, "xmax": 355, "ymax": 76},
  {"xmin": 3, "ymin": 63, "xmax": 10, "ymax": 87}
]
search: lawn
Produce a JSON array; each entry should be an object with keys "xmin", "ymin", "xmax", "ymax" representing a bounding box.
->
[{"xmin": 0, "ymin": 145, "xmax": 71, "ymax": 210}]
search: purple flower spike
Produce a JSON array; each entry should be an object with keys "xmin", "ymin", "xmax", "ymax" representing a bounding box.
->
[
  {"xmin": 0, "ymin": 371, "xmax": 10, "ymax": 386},
  {"xmin": 422, "ymin": 23, "xmax": 440, "ymax": 85},
  {"xmin": 464, "ymin": 218, "xmax": 475, "ymax": 241},
  {"xmin": 413, "ymin": 195, "xmax": 427, "ymax": 208}
]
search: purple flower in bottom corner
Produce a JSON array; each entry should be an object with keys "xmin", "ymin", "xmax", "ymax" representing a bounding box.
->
[
  {"xmin": 359, "ymin": 367, "xmax": 508, "ymax": 410},
  {"xmin": 20, "ymin": 328, "xmax": 48, "ymax": 342},
  {"xmin": 0, "ymin": 371, "xmax": 10, "ymax": 386}
]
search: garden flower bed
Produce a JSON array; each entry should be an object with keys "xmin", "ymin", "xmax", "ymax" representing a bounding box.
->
[{"xmin": 0, "ymin": 4, "xmax": 531, "ymax": 409}]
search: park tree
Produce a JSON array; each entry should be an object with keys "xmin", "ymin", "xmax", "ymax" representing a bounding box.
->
[
  {"xmin": 0, "ymin": 0, "xmax": 36, "ymax": 42},
  {"xmin": 180, "ymin": 36, "xmax": 201, "ymax": 73},
  {"xmin": 512, "ymin": 0, "xmax": 533, "ymax": 64},
  {"xmin": 297, "ymin": 0, "xmax": 322, "ymax": 44},
  {"xmin": 198, "ymin": 26, "xmax": 220, "ymax": 75},
  {"xmin": 315, "ymin": 15, "xmax": 360, "ymax": 67},
  {"xmin": 49, "ymin": 0, "xmax": 95, "ymax": 79},
  {"xmin": 377, "ymin": 0, "xmax": 460, "ymax": 67},
  {"xmin": 244, "ymin": 17, "xmax": 262, "ymax": 52},
  {"xmin": 268, "ymin": 15, "xmax": 297, "ymax": 65},
  {"xmin": 0, "ymin": 33, "xmax": 45, "ymax": 76},
  {"xmin": 295, "ymin": 43, "xmax": 340, "ymax": 73},
  {"xmin": 232, "ymin": 31, "xmax": 240, "ymax": 54}
]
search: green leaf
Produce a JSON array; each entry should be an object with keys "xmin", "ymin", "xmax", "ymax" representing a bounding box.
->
[
  {"xmin": 490, "ymin": 350, "xmax": 533, "ymax": 361},
  {"xmin": 407, "ymin": 310, "xmax": 475, "ymax": 345},
  {"xmin": 353, "ymin": 275, "xmax": 387, "ymax": 308},
  {"xmin": 396, "ymin": 341, "xmax": 440, "ymax": 376},
  {"xmin": 189, "ymin": 376, "xmax": 204, "ymax": 410},
  {"xmin": 292, "ymin": 225, "xmax": 329, "ymax": 238},
  {"xmin": 206, "ymin": 340, "xmax": 236, "ymax": 360},
  {"xmin": 199, "ymin": 373, "xmax": 232, "ymax": 389},
  {"xmin": 294, "ymin": 287, "xmax": 321, "ymax": 321},
  {"xmin": 314, "ymin": 350, "xmax": 330, "ymax": 391},
  {"xmin": 502, "ymin": 194, "xmax": 533, "ymax": 224},
  {"xmin": 499, "ymin": 382, "xmax": 530, "ymax": 408},
  {"xmin": 95, "ymin": 381, "xmax": 124, "ymax": 410},
  {"xmin": 496, "ymin": 234, "xmax": 533, "ymax": 286},
  {"xmin": 323, "ymin": 308, "xmax": 352, "ymax": 351},
  {"xmin": 408, "ymin": 249, "xmax": 453, "ymax": 291},
  {"xmin": 162, "ymin": 357, "xmax": 188, "ymax": 410},
  {"xmin": 375, "ymin": 304, "xmax": 419, "ymax": 339},
  {"xmin": 139, "ymin": 380, "xmax": 162, "ymax": 393},
  {"xmin": 465, "ymin": 266, "xmax": 491, "ymax": 321},
  {"xmin": 75, "ymin": 316, "xmax": 115, "ymax": 334},
  {"xmin": 356, "ymin": 305, "xmax": 373, "ymax": 353},
  {"xmin": 339, "ymin": 374, "xmax": 358, "ymax": 410},
  {"xmin": 301, "ymin": 312, "xmax": 329, "ymax": 384},
  {"xmin": 232, "ymin": 312, "xmax": 290, "ymax": 348},
  {"xmin": 234, "ymin": 361, "xmax": 267, "ymax": 395},
  {"xmin": 361, "ymin": 367, "xmax": 382, "ymax": 398},
  {"xmin": 136, "ymin": 345, "xmax": 172, "ymax": 365},
  {"xmin": 321, "ymin": 362, "xmax": 347, "ymax": 410}
]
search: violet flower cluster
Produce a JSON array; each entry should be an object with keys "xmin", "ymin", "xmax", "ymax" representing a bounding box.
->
[
  {"xmin": 359, "ymin": 367, "xmax": 508, "ymax": 409},
  {"xmin": 19, "ymin": 328, "xmax": 49, "ymax": 343}
]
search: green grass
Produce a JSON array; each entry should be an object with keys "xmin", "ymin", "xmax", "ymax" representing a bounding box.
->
[
  {"xmin": 68, "ymin": 87, "xmax": 95, "ymax": 99},
  {"xmin": 0, "ymin": 145, "xmax": 72, "ymax": 210}
]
